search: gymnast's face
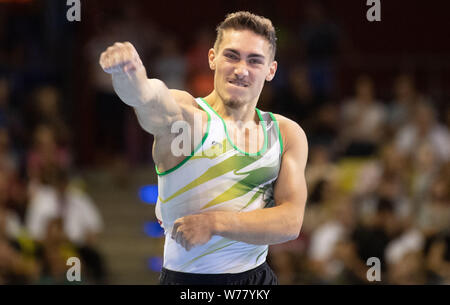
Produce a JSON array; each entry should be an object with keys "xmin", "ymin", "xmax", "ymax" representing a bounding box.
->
[{"xmin": 208, "ymin": 29, "xmax": 277, "ymax": 108}]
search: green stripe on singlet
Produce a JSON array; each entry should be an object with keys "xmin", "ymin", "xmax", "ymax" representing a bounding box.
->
[
  {"xmin": 255, "ymin": 248, "xmax": 268, "ymax": 264},
  {"xmin": 201, "ymin": 164, "xmax": 278, "ymax": 209},
  {"xmin": 158, "ymin": 153, "xmax": 262, "ymax": 203},
  {"xmin": 158, "ymin": 154, "xmax": 278, "ymax": 212}
]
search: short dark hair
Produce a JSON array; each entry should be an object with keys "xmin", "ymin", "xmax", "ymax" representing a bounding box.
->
[{"xmin": 214, "ymin": 11, "xmax": 277, "ymax": 60}]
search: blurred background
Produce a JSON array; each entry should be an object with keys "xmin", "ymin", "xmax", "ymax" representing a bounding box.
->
[{"xmin": 0, "ymin": 0, "xmax": 449, "ymax": 284}]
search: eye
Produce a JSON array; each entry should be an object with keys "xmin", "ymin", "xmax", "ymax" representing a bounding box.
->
[
  {"xmin": 249, "ymin": 59, "xmax": 263, "ymax": 65},
  {"xmin": 225, "ymin": 53, "xmax": 238, "ymax": 60}
]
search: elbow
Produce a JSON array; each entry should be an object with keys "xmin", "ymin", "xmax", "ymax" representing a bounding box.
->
[
  {"xmin": 277, "ymin": 201, "xmax": 305, "ymax": 242},
  {"xmin": 286, "ymin": 217, "xmax": 303, "ymax": 241},
  {"xmin": 288, "ymin": 227, "xmax": 301, "ymax": 241}
]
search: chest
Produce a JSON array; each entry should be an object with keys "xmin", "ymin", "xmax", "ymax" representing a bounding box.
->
[{"xmin": 224, "ymin": 123, "xmax": 266, "ymax": 154}]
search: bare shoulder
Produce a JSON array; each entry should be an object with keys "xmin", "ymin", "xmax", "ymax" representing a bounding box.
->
[
  {"xmin": 272, "ymin": 113, "xmax": 308, "ymax": 154},
  {"xmin": 169, "ymin": 89, "xmax": 199, "ymax": 109}
]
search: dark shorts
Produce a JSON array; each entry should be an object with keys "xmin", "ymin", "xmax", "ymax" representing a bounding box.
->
[{"xmin": 159, "ymin": 262, "xmax": 278, "ymax": 285}]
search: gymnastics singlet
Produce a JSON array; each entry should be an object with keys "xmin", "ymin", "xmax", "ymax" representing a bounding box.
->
[{"xmin": 155, "ymin": 97, "xmax": 283, "ymax": 273}]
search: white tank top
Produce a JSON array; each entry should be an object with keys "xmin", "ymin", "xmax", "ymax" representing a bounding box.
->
[{"xmin": 155, "ymin": 97, "xmax": 283, "ymax": 273}]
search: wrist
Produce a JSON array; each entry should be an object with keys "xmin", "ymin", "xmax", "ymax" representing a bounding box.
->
[{"xmin": 209, "ymin": 211, "xmax": 233, "ymax": 236}]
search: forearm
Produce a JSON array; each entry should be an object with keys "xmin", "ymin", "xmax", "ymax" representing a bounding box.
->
[
  {"xmin": 116, "ymin": 77, "xmax": 182, "ymax": 134},
  {"xmin": 100, "ymin": 42, "xmax": 187, "ymax": 136},
  {"xmin": 212, "ymin": 203, "xmax": 303, "ymax": 245},
  {"xmin": 112, "ymin": 74, "xmax": 170, "ymax": 108}
]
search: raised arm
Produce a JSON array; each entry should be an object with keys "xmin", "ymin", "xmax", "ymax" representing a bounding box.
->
[
  {"xmin": 99, "ymin": 41, "xmax": 195, "ymax": 136},
  {"xmin": 171, "ymin": 116, "xmax": 308, "ymax": 250}
]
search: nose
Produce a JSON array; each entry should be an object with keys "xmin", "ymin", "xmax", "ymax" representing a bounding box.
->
[{"xmin": 234, "ymin": 62, "xmax": 249, "ymax": 78}]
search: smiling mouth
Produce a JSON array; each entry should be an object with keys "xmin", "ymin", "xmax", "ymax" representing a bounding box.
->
[{"xmin": 228, "ymin": 80, "xmax": 249, "ymax": 87}]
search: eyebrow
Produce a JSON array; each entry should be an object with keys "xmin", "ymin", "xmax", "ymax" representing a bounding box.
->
[{"xmin": 223, "ymin": 48, "xmax": 266, "ymax": 60}]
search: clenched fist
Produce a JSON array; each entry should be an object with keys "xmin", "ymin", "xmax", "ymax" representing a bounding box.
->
[
  {"xmin": 171, "ymin": 213, "xmax": 217, "ymax": 251},
  {"xmin": 99, "ymin": 41, "xmax": 144, "ymax": 75},
  {"xmin": 99, "ymin": 42, "xmax": 150, "ymax": 107}
]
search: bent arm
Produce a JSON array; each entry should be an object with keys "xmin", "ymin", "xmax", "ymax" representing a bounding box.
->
[
  {"xmin": 172, "ymin": 117, "xmax": 308, "ymax": 249},
  {"xmin": 212, "ymin": 118, "xmax": 308, "ymax": 245}
]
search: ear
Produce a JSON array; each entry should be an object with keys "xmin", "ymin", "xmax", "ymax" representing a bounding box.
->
[
  {"xmin": 208, "ymin": 48, "xmax": 216, "ymax": 70},
  {"xmin": 265, "ymin": 60, "xmax": 278, "ymax": 81}
]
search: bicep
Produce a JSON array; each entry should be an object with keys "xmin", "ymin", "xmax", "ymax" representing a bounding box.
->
[
  {"xmin": 273, "ymin": 121, "xmax": 308, "ymax": 218},
  {"xmin": 133, "ymin": 81, "xmax": 194, "ymax": 136}
]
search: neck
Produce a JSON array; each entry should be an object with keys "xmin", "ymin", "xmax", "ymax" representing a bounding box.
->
[{"xmin": 203, "ymin": 91, "xmax": 258, "ymax": 124}]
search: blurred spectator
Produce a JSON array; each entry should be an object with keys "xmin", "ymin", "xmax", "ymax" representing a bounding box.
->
[
  {"xmin": 0, "ymin": 127, "xmax": 19, "ymax": 176},
  {"xmin": 417, "ymin": 169, "xmax": 450, "ymax": 238},
  {"xmin": 388, "ymin": 250, "xmax": 426, "ymax": 284},
  {"xmin": 355, "ymin": 143, "xmax": 412, "ymax": 220},
  {"xmin": 388, "ymin": 73, "xmax": 428, "ymax": 131},
  {"xmin": 298, "ymin": 1, "xmax": 342, "ymax": 100},
  {"xmin": 308, "ymin": 102, "xmax": 340, "ymax": 148},
  {"xmin": 0, "ymin": 209, "xmax": 40, "ymax": 284},
  {"xmin": 339, "ymin": 75, "xmax": 387, "ymax": 157},
  {"xmin": 277, "ymin": 65, "xmax": 319, "ymax": 129},
  {"xmin": 0, "ymin": 171, "xmax": 40, "ymax": 284},
  {"xmin": 307, "ymin": 197, "xmax": 356, "ymax": 283},
  {"xmin": 354, "ymin": 144, "xmax": 403, "ymax": 197},
  {"xmin": 269, "ymin": 249, "xmax": 302, "ymax": 284},
  {"xmin": 303, "ymin": 156, "xmax": 342, "ymax": 237},
  {"xmin": 35, "ymin": 217, "xmax": 79, "ymax": 284},
  {"xmin": 425, "ymin": 231, "xmax": 450, "ymax": 284},
  {"xmin": 347, "ymin": 198, "xmax": 403, "ymax": 284},
  {"xmin": 331, "ymin": 237, "xmax": 369, "ymax": 284},
  {"xmin": 0, "ymin": 170, "xmax": 20, "ymax": 240},
  {"xmin": 25, "ymin": 165, "xmax": 106, "ymax": 283},
  {"xmin": 409, "ymin": 143, "xmax": 440, "ymax": 210},
  {"xmin": 154, "ymin": 35, "xmax": 187, "ymax": 90},
  {"xmin": 0, "ymin": 145, "xmax": 31, "ymax": 243},
  {"xmin": 395, "ymin": 102, "xmax": 450, "ymax": 164},
  {"xmin": 385, "ymin": 227, "xmax": 426, "ymax": 284},
  {"xmin": 306, "ymin": 145, "xmax": 338, "ymax": 206},
  {"xmin": 26, "ymin": 125, "xmax": 72, "ymax": 192},
  {"xmin": 25, "ymin": 85, "xmax": 72, "ymax": 148}
]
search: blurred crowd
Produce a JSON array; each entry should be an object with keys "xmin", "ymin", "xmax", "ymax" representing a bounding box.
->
[
  {"xmin": 0, "ymin": 4, "xmax": 106, "ymax": 283},
  {"xmin": 0, "ymin": 78, "xmax": 106, "ymax": 284},
  {"xmin": 269, "ymin": 72, "xmax": 450, "ymax": 285},
  {"xmin": 1, "ymin": 1, "xmax": 449, "ymax": 285},
  {"xmin": 266, "ymin": 3, "xmax": 450, "ymax": 285}
]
